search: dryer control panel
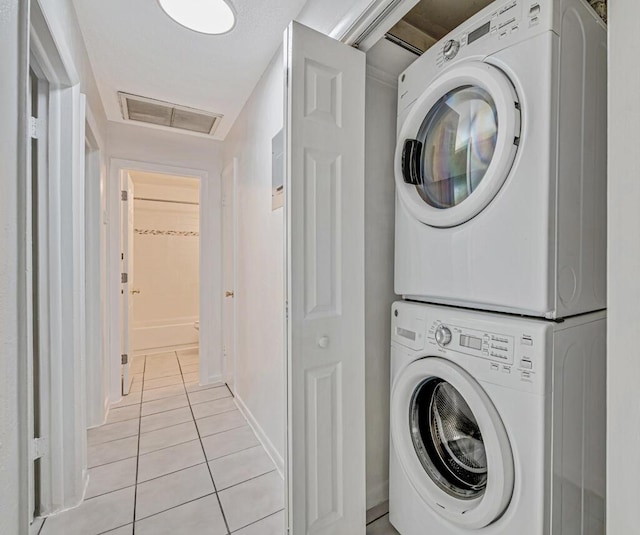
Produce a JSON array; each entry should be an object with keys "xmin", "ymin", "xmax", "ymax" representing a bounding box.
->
[
  {"xmin": 428, "ymin": 321, "xmax": 515, "ymax": 365},
  {"xmin": 436, "ymin": 0, "xmax": 527, "ymax": 67}
]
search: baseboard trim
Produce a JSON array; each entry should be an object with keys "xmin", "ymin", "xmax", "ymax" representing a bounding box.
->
[
  {"xmin": 206, "ymin": 373, "xmax": 223, "ymax": 386},
  {"xmin": 367, "ymin": 480, "xmax": 389, "ymax": 511},
  {"xmin": 234, "ymin": 393, "xmax": 284, "ymax": 478},
  {"xmin": 87, "ymin": 395, "xmax": 111, "ymax": 430}
]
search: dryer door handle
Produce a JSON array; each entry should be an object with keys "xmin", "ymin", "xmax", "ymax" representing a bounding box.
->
[{"xmin": 401, "ymin": 139, "xmax": 423, "ymax": 186}]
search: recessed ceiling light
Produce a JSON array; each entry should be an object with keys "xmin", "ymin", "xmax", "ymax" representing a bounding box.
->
[{"xmin": 158, "ymin": 0, "xmax": 236, "ymax": 35}]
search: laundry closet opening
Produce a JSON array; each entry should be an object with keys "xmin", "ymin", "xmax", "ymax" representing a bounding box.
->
[{"xmin": 121, "ymin": 171, "xmax": 201, "ymax": 393}]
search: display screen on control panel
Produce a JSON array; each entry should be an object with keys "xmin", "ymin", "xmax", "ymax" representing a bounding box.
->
[
  {"xmin": 460, "ymin": 334, "xmax": 483, "ymax": 351},
  {"xmin": 468, "ymin": 21, "xmax": 491, "ymax": 45}
]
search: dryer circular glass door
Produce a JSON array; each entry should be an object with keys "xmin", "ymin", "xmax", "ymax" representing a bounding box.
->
[
  {"xmin": 391, "ymin": 357, "xmax": 514, "ymax": 528},
  {"xmin": 395, "ymin": 61, "xmax": 521, "ymax": 228}
]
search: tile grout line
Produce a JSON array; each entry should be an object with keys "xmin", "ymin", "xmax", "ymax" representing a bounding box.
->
[
  {"xmin": 88, "ymin": 426, "xmax": 253, "ymax": 472},
  {"xmin": 131, "ymin": 354, "xmax": 148, "ymax": 534},
  {"xmin": 88, "ymin": 432, "xmax": 140, "ymax": 448},
  {"xmin": 133, "ymin": 491, "xmax": 218, "ymax": 525},
  {"xmin": 177, "ymin": 350, "xmax": 232, "ymax": 535},
  {"xmin": 229, "ymin": 508, "xmax": 285, "ymax": 534},
  {"xmin": 88, "ymin": 419, "xmax": 255, "ymax": 471},
  {"xmin": 217, "ymin": 468, "xmax": 278, "ymax": 494},
  {"xmin": 87, "ymin": 458, "xmax": 279, "ymax": 505},
  {"xmin": 106, "ymin": 385, "xmax": 229, "ymax": 425}
]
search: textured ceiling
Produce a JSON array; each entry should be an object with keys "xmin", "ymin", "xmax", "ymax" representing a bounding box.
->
[{"xmin": 72, "ymin": 0, "xmax": 309, "ymax": 140}]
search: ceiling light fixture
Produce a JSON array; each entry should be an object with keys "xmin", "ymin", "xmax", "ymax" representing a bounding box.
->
[{"xmin": 158, "ymin": 0, "xmax": 236, "ymax": 35}]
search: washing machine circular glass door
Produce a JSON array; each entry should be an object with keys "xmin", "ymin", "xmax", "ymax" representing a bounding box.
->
[
  {"xmin": 395, "ymin": 61, "xmax": 521, "ymax": 228},
  {"xmin": 391, "ymin": 357, "xmax": 514, "ymax": 528}
]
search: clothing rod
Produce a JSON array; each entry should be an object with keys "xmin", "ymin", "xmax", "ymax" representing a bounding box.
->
[{"xmin": 134, "ymin": 196, "xmax": 199, "ymax": 206}]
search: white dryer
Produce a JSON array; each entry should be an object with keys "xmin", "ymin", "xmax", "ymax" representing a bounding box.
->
[
  {"xmin": 389, "ymin": 301, "xmax": 606, "ymax": 534},
  {"xmin": 394, "ymin": 0, "xmax": 607, "ymax": 319}
]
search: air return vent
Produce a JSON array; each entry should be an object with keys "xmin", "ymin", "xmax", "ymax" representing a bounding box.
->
[{"xmin": 118, "ymin": 92, "xmax": 223, "ymax": 136}]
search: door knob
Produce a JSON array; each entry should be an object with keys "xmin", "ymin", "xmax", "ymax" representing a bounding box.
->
[
  {"xmin": 131, "ymin": 289, "xmax": 141, "ymax": 295},
  {"xmin": 225, "ymin": 291, "xmax": 235, "ymax": 298},
  {"xmin": 317, "ymin": 336, "xmax": 330, "ymax": 349}
]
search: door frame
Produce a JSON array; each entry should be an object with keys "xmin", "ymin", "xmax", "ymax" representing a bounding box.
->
[
  {"xmin": 107, "ymin": 159, "xmax": 215, "ymax": 402},
  {"xmin": 84, "ymin": 109, "xmax": 109, "ymax": 429},
  {"xmin": 27, "ymin": 0, "xmax": 91, "ymax": 517},
  {"xmin": 221, "ymin": 158, "xmax": 238, "ymax": 394}
]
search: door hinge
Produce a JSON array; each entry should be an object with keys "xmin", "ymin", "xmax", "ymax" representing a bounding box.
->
[
  {"xmin": 121, "ymin": 354, "xmax": 128, "ymax": 365},
  {"xmin": 121, "ymin": 190, "xmax": 128, "ymax": 201},
  {"xmin": 121, "ymin": 272, "xmax": 128, "ymax": 284},
  {"xmin": 33, "ymin": 437, "xmax": 47, "ymax": 461},
  {"xmin": 30, "ymin": 117, "xmax": 42, "ymax": 139},
  {"xmin": 285, "ymin": 300, "xmax": 289, "ymax": 321}
]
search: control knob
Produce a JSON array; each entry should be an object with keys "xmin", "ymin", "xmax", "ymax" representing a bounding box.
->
[
  {"xmin": 435, "ymin": 325, "xmax": 452, "ymax": 347},
  {"xmin": 443, "ymin": 39, "xmax": 460, "ymax": 61}
]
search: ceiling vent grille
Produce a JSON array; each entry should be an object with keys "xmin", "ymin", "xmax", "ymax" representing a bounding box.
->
[{"xmin": 118, "ymin": 92, "xmax": 223, "ymax": 136}]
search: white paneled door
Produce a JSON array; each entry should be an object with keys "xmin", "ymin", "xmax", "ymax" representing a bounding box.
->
[
  {"xmin": 284, "ymin": 21, "xmax": 366, "ymax": 535},
  {"xmin": 121, "ymin": 173, "xmax": 134, "ymax": 395}
]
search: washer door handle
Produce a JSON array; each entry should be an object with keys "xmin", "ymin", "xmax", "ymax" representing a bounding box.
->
[{"xmin": 402, "ymin": 139, "xmax": 423, "ymax": 186}]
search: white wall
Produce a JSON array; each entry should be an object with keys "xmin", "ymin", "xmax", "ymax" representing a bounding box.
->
[
  {"xmin": 223, "ymin": 50, "xmax": 286, "ymax": 466},
  {"xmin": 107, "ymin": 123, "xmax": 223, "ymax": 388},
  {"xmin": 131, "ymin": 174, "xmax": 200, "ymax": 352},
  {"xmin": 363, "ymin": 70, "xmax": 399, "ymax": 509},
  {"xmin": 0, "ymin": 1, "xmax": 28, "ymax": 532},
  {"xmin": 607, "ymin": 1, "xmax": 640, "ymax": 531},
  {"xmin": 30, "ymin": 0, "xmax": 108, "ymax": 515},
  {"xmin": 39, "ymin": 0, "xmax": 108, "ymax": 136},
  {"xmin": 35, "ymin": 0, "xmax": 110, "ymax": 433}
]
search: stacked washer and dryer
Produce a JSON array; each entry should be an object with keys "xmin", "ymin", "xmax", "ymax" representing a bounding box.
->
[{"xmin": 388, "ymin": 0, "xmax": 607, "ymax": 534}]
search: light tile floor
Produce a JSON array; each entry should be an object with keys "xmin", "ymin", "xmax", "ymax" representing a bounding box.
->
[{"xmin": 38, "ymin": 349, "xmax": 284, "ymax": 535}]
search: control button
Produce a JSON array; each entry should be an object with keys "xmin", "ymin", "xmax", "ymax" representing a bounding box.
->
[
  {"xmin": 521, "ymin": 359, "xmax": 533, "ymax": 369},
  {"xmin": 502, "ymin": 366, "xmax": 511, "ymax": 374},
  {"xmin": 443, "ymin": 39, "xmax": 460, "ymax": 61},
  {"xmin": 435, "ymin": 325, "xmax": 452, "ymax": 347},
  {"xmin": 521, "ymin": 371, "xmax": 532, "ymax": 382},
  {"xmin": 521, "ymin": 336, "xmax": 533, "ymax": 346},
  {"xmin": 511, "ymin": 25, "xmax": 519, "ymax": 32},
  {"xmin": 529, "ymin": 4, "xmax": 541, "ymax": 16},
  {"xmin": 491, "ymin": 363, "xmax": 499, "ymax": 371}
]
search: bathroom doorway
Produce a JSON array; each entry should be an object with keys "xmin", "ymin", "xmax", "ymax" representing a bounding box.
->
[{"xmin": 120, "ymin": 169, "xmax": 202, "ymax": 394}]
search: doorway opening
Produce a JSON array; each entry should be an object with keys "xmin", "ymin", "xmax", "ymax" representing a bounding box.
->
[{"xmin": 120, "ymin": 170, "xmax": 202, "ymax": 394}]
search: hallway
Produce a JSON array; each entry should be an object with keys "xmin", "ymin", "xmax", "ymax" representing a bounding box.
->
[{"xmin": 38, "ymin": 349, "xmax": 284, "ymax": 535}]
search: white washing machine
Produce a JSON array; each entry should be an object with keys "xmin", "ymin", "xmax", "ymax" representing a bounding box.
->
[
  {"xmin": 394, "ymin": 0, "xmax": 607, "ymax": 319},
  {"xmin": 389, "ymin": 301, "xmax": 605, "ymax": 534}
]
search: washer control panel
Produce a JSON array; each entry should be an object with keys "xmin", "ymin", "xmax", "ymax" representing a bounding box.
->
[{"xmin": 428, "ymin": 321, "xmax": 515, "ymax": 365}]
